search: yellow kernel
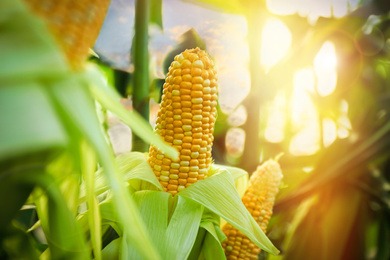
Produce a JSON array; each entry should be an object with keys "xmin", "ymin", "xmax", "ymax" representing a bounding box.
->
[
  {"xmin": 192, "ymin": 98, "xmax": 203, "ymax": 104},
  {"xmin": 174, "ymin": 134, "xmax": 184, "ymax": 139},
  {"xmin": 181, "ymin": 101, "xmax": 192, "ymax": 107},
  {"xmin": 161, "ymin": 170, "xmax": 170, "ymax": 176},
  {"xmin": 192, "ymin": 76, "xmax": 204, "ymax": 84},
  {"xmin": 199, "ymin": 147, "xmax": 207, "ymax": 153},
  {"xmin": 182, "ymin": 74, "xmax": 192, "ymax": 81},
  {"xmin": 203, "ymin": 94, "xmax": 211, "ymax": 100},
  {"xmin": 191, "ymin": 67, "xmax": 202, "ymax": 76},
  {"xmin": 174, "ymin": 127, "xmax": 183, "ymax": 133},
  {"xmin": 188, "ymin": 178, "xmax": 198, "ymax": 183},
  {"xmin": 183, "ymin": 136, "xmax": 192, "ymax": 143},
  {"xmin": 181, "ymin": 155, "xmax": 191, "ymax": 161},
  {"xmin": 203, "ymin": 79, "xmax": 211, "ymax": 87},
  {"xmin": 154, "ymin": 165, "xmax": 161, "ymax": 171},
  {"xmin": 190, "ymin": 166, "xmax": 199, "ymax": 172},
  {"xmin": 172, "ymin": 102, "xmax": 181, "ymax": 109},
  {"xmin": 156, "ymin": 154, "xmax": 164, "ymax": 160},
  {"xmin": 180, "ymin": 161, "xmax": 190, "ymax": 166},
  {"xmin": 189, "ymin": 172, "xmax": 198, "ymax": 178},
  {"xmin": 193, "ymin": 127, "xmax": 202, "ymax": 132},
  {"xmin": 171, "ymin": 163, "xmax": 180, "ymax": 169},
  {"xmin": 181, "ymin": 89, "xmax": 191, "ymax": 95},
  {"xmin": 176, "ymin": 53, "xmax": 184, "ymax": 62},
  {"xmin": 191, "ymin": 152, "xmax": 199, "ymax": 158},
  {"xmin": 192, "ymin": 84, "xmax": 203, "ymax": 91},
  {"xmin": 170, "ymin": 169, "xmax": 179, "ymax": 174},
  {"xmin": 181, "ymin": 60, "xmax": 191, "ymax": 68},
  {"xmin": 191, "ymin": 91, "xmax": 203, "ymax": 98},
  {"xmin": 179, "ymin": 166, "xmax": 189, "ymax": 173},
  {"xmin": 169, "ymin": 174, "xmax": 179, "ymax": 180},
  {"xmin": 162, "ymin": 158, "xmax": 171, "ymax": 165},
  {"xmin": 180, "ymin": 81, "xmax": 192, "ymax": 89},
  {"xmin": 183, "ymin": 125, "xmax": 192, "ymax": 131},
  {"xmin": 182, "ymin": 143, "xmax": 192, "ymax": 149},
  {"xmin": 167, "ymin": 184, "xmax": 178, "ymax": 190},
  {"xmin": 193, "ymin": 133, "xmax": 202, "ymax": 139},
  {"xmin": 172, "ymin": 61, "xmax": 180, "ymax": 68},
  {"xmin": 178, "ymin": 185, "xmax": 185, "ymax": 192},
  {"xmin": 190, "ymin": 159, "xmax": 199, "ymax": 166},
  {"xmin": 182, "ymin": 149, "xmax": 191, "ymax": 156},
  {"xmin": 182, "ymin": 95, "xmax": 191, "ymax": 101},
  {"xmin": 173, "ymin": 121, "xmax": 182, "ymax": 127},
  {"xmin": 173, "ymin": 109, "xmax": 182, "ymax": 115},
  {"xmin": 184, "ymin": 131, "xmax": 192, "ymax": 136},
  {"xmin": 192, "ymin": 59, "xmax": 204, "ymax": 69},
  {"xmin": 172, "ymin": 90, "xmax": 180, "ymax": 96},
  {"xmin": 160, "ymin": 175, "xmax": 169, "ymax": 182},
  {"xmin": 182, "ymin": 119, "xmax": 192, "ymax": 125},
  {"xmin": 179, "ymin": 173, "xmax": 188, "ymax": 179},
  {"xmin": 188, "ymin": 53, "xmax": 198, "ymax": 61},
  {"xmin": 191, "ymin": 145, "xmax": 201, "ymax": 152},
  {"xmin": 192, "ymin": 121, "xmax": 202, "ymax": 128},
  {"xmin": 192, "ymin": 104, "xmax": 203, "ymax": 110},
  {"xmin": 182, "ymin": 112, "xmax": 192, "ymax": 119},
  {"xmin": 173, "ymin": 139, "xmax": 182, "ymax": 145}
]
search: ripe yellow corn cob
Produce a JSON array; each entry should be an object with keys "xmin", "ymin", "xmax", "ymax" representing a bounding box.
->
[
  {"xmin": 148, "ymin": 48, "xmax": 218, "ymax": 196},
  {"xmin": 222, "ymin": 159, "xmax": 283, "ymax": 260},
  {"xmin": 23, "ymin": 0, "xmax": 111, "ymax": 69}
]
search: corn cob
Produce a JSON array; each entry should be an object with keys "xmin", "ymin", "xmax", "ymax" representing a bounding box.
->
[
  {"xmin": 222, "ymin": 159, "xmax": 283, "ymax": 260},
  {"xmin": 148, "ymin": 48, "xmax": 218, "ymax": 196},
  {"xmin": 23, "ymin": 0, "xmax": 111, "ymax": 69}
]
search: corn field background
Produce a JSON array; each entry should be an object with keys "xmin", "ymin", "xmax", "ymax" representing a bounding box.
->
[{"xmin": 1, "ymin": 0, "xmax": 390, "ymax": 259}]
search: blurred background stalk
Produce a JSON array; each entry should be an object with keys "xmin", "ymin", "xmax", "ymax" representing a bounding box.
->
[{"xmin": 132, "ymin": 0, "xmax": 151, "ymax": 152}]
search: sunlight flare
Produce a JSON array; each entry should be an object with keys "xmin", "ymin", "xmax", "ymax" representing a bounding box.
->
[
  {"xmin": 261, "ymin": 18, "xmax": 292, "ymax": 69},
  {"xmin": 314, "ymin": 41, "xmax": 338, "ymax": 96}
]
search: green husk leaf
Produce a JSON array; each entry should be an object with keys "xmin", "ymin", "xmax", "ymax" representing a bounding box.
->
[
  {"xmin": 79, "ymin": 152, "xmax": 163, "ymax": 203},
  {"xmin": 85, "ymin": 65, "xmax": 179, "ymax": 160},
  {"xmin": 129, "ymin": 191, "xmax": 203, "ymax": 260},
  {"xmin": 213, "ymin": 164, "xmax": 248, "ymax": 197},
  {"xmin": 200, "ymin": 222, "xmax": 225, "ymax": 260},
  {"xmin": 102, "ymin": 238, "xmax": 121, "ymax": 260},
  {"xmin": 179, "ymin": 169, "xmax": 279, "ymax": 255}
]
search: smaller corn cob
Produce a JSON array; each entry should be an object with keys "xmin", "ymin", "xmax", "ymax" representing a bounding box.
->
[
  {"xmin": 23, "ymin": 0, "xmax": 111, "ymax": 69},
  {"xmin": 221, "ymin": 159, "xmax": 283, "ymax": 260},
  {"xmin": 148, "ymin": 48, "xmax": 218, "ymax": 196}
]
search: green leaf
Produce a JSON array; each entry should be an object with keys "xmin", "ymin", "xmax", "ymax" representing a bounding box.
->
[
  {"xmin": 200, "ymin": 222, "xmax": 226, "ymax": 260},
  {"xmin": 81, "ymin": 142, "xmax": 101, "ymax": 260},
  {"xmin": 49, "ymin": 77, "xmax": 160, "ymax": 260},
  {"xmin": 85, "ymin": 65, "xmax": 179, "ymax": 160},
  {"xmin": 0, "ymin": 84, "xmax": 67, "ymax": 161},
  {"xmin": 28, "ymin": 173, "xmax": 89, "ymax": 259},
  {"xmin": 149, "ymin": 0, "xmax": 163, "ymax": 29},
  {"xmin": 179, "ymin": 170, "xmax": 279, "ymax": 255},
  {"xmin": 130, "ymin": 191, "xmax": 204, "ymax": 260},
  {"xmin": 102, "ymin": 238, "xmax": 121, "ymax": 260}
]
